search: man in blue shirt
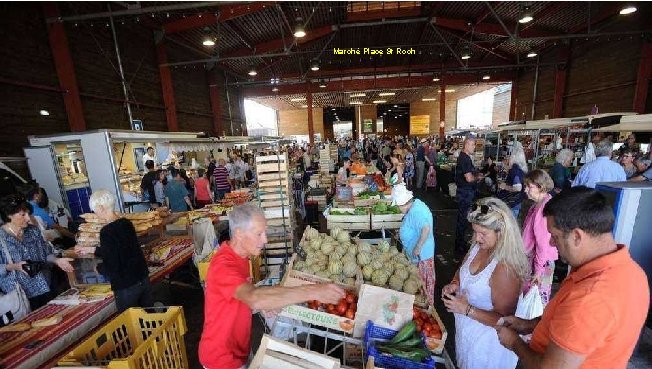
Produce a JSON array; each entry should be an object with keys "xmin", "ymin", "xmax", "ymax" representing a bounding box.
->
[
  {"xmin": 28, "ymin": 187, "xmax": 75, "ymax": 245},
  {"xmin": 415, "ymin": 140, "xmax": 427, "ymax": 189},
  {"xmin": 164, "ymin": 169, "xmax": 193, "ymax": 212},
  {"xmin": 572, "ymin": 140, "xmax": 626, "ymax": 188}
]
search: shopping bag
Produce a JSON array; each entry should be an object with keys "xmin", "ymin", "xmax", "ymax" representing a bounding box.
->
[
  {"xmin": 515, "ymin": 284, "xmax": 544, "ymax": 320},
  {"xmin": 0, "ymin": 238, "xmax": 31, "ymax": 326},
  {"xmin": 353, "ymin": 284, "xmax": 415, "ymax": 338},
  {"xmin": 191, "ymin": 217, "xmax": 217, "ymax": 266}
]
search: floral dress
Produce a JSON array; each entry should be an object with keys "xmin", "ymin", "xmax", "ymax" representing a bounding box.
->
[{"xmin": 405, "ymin": 152, "xmax": 415, "ymax": 179}]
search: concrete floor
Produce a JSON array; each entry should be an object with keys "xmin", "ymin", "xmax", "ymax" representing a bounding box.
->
[{"xmin": 150, "ymin": 188, "xmax": 652, "ymax": 369}]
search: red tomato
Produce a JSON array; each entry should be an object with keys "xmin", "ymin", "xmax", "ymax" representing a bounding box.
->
[
  {"xmin": 345, "ymin": 293, "xmax": 356, "ymax": 304},
  {"xmin": 336, "ymin": 300, "xmax": 349, "ymax": 316},
  {"xmin": 416, "ymin": 325, "xmax": 422, "ymax": 333},
  {"xmin": 415, "ymin": 321, "xmax": 422, "ymax": 331},
  {"xmin": 345, "ymin": 308, "xmax": 355, "ymax": 319},
  {"xmin": 350, "ymin": 303, "xmax": 357, "ymax": 313},
  {"xmin": 327, "ymin": 304, "xmax": 336, "ymax": 314},
  {"xmin": 432, "ymin": 331, "xmax": 443, "ymax": 339}
]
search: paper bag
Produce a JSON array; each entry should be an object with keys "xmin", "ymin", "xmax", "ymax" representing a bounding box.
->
[
  {"xmin": 515, "ymin": 284, "xmax": 544, "ymax": 320},
  {"xmin": 353, "ymin": 284, "xmax": 414, "ymax": 338}
]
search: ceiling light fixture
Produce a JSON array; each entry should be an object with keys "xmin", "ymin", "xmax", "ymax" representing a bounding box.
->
[
  {"xmin": 378, "ymin": 92, "xmax": 395, "ymax": 96},
  {"xmin": 301, "ymin": 105, "xmax": 308, "ymax": 108},
  {"xmin": 482, "ymin": 74, "xmax": 491, "ymax": 80},
  {"xmin": 445, "ymin": 89, "xmax": 456, "ymax": 93},
  {"xmin": 619, "ymin": 4, "xmax": 637, "ymax": 14},
  {"xmin": 294, "ymin": 18, "xmax": 306, "ymax": 38},
  {"xmin": 248, "ymin": 66, "xmax": 257, "ymax": 76},
  {"xmin": 272, "ymin": 86, "xmax": 279, "ymax": 92},
  {"xmin": 331, "ymin": 108, "xmax": 336, "ymax": 111},
  {"xmin": 290, "ymin": 97, "xmax": 306, "ymax": 102},
  {"xmin": 527, "ymin": 51, "xmax": 538, "ymax": 58},
  {"xmin": 39, "ymin": 109, "xmax": 50, "ymax": 116},
  {"xmin": 202, "ymin": 27, "xmax": 216, "ymax": 46},
  {"xmin": 432, "ymin": 75, "xmax": 440, "ymax": 82},
  {"xmin": 350, "ymin": 101, "xmax": 363, "ymax": 105},
  {"xmin": 350, "ymin": 93, "xmax": 366, "ymax": 97},
  {"xmin": 373, "ymin": 100, "xmax": 386, "ymax": 104},
  {"xmin": 319, "ymin": 79, "xmax": 327, "ymax": 88},
  {"xmin": 461, "ymin": 47, "xmax": 471, "ymax": 60},
  {"xmin": 422, "ymin": 98, "xmax": 437, "ymax": 101},
  {"xmin": 310, "ymin": 60, "xmax": 320, "ymax": 71},
  {"xmin": 519, "ymin": 6, "xmax": 534, "ymax": 23}
]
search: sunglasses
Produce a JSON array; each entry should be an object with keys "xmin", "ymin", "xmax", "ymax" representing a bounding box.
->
[{"xmin": 472, "ymin": 203, "xmax": 491, "ymax": 215}]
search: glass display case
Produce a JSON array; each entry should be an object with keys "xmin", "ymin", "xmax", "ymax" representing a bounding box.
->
[{"xmin": 53, "ymin": 142, "xmax": 92, "ymax": 219}]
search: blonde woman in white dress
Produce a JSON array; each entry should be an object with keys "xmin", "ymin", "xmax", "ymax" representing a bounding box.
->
[{"xmin": 442, "ymin": 197, "xmax": 530, "ymax": 369}]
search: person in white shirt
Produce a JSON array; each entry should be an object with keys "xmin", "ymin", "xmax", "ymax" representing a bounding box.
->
[{"xmin": 142, "ymin": 147, "xmax": 157, "ymax": 170}]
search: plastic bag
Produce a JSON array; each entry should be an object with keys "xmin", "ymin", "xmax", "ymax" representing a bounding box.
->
[{"xmin": 515, "ymin": 284, "xmax": 544, "ymax": 320}]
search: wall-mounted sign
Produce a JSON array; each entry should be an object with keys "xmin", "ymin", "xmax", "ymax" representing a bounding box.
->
[
  {"xmin": 131, "ymin": 119, "xmax": 143, "ymax": 131},
  {"xmin": 410, "ymin": 115, "xmax": 430, "ymax": 135},
  {"xmin": 363, "ymin": 118, "xmax": 374, "ymax": 133}
]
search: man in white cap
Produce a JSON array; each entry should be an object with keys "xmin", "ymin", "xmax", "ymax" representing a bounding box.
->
[{"xmin": 392, "ymin": 183, "xmax": 436, "ymax": 305}]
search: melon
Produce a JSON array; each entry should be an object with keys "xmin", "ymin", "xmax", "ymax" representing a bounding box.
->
[
  {"xmin": 320, "ymin": 242, "xmax": 335, "ymax": 254},
  {"xmin": 330, "ymin": 227, "xmax": 342, "ymax": 239},
  {"xmin": 403, "ymin": 277, "xmax": 421, "ymax": 294},
  {"xmin": 356, "ymin": 252, "xmax": 372, "ymax": 266},
  {"xmin": 343, "ymin": 277, "xmax": 356, "ymax": 286},
  {"xmin": 337, "ymin": 231, "xmax": 350, "ymax": 244},
  {"xmin": 371, "ymin": 269, "xmax": 390, "ymax": 286},
  {"xmin": 342, "ymin": 260, "xmax": 358, "ymax": 277},
  {"xmin": 393, "ymin": 268, "xmax": 409, "ymax": 281},
  {"xmin": 389, "ymin": 274, "xmax": 405, "ymax": 291},
  {"xmin": 328, "ymin": 260, "xmax": 343, "ymax": 275},
  {"xmin": 358, "ymin": 242, "xmax": 372, "ymax": 254},
  {"xmin": 370, "ymin": 260, "xmax": 384, "ymax": 271},
  {"xmin": 378, "ymin": 240, "xmax": 391, "ymax": 252},
  {"xmin": 362, "ymin": 264, "xmax": 375, "ymax": 280}
]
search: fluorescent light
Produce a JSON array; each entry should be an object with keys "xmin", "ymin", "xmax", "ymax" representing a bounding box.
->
[
  {"xmin": 372, "ymin": 100, "xmax": 386, "ymax": 104},
  {"xmin": 445, "ymin": 89, "xmax": 456, "ymax": 93},
  {"xmin": 432, "ymin": 76, "xmax": 440, "ymax": 82},
  {"xmin": 350, "ymin": 101, "xmax": 363, "ymax": 105},
  {"xmin": 310, "ymin": 61, "xmax": 320, "ymax": 71},
  {"xmin": 349, "ymin": 93, "xmax": 366, "ymax": 97},
  {"xmin": 461, "ymin": 54, "xmax": 471, "ymax": 60},
  {"xmin": 202, "ymin": 38, "xmax": 215, "ymax": 46},
  {"xmin": 248, "ymin": 66, "xmax": 257, "ymax": 76},
  {"xmin": 619, "ymin": 5, "xmax": 637, "ymax": 14},
  {"xmin": 527, "ymin": 51, "xmax": 538, "ymax": 58},
  {"xmin": 272, "ymin": 86, "xmax": 279, "ymax": 92},
  {"xmin": 378, "ymin": 92, "xmax": 395, "ymax": 96},
  {"xmin": 393, "ymin": 105, "xmax": 398, "ymax": 107},
  {"xmin": 39, "ymin": 109, "xmax": 50, "ymax": 116},
  {"xmin": 482, "ymin": 75, "xmax": 490, "ymax": 80},
  {"xmin": 331, "ymin": 108, "xmax": 336, "ymax": 111},
  {"xmin": 388, "ymin": 109, "xmax": 392, "ymax": 112},
  {"xmin": 301, "ymin": 105, "xmax": 308, "ymax": 108},
  {"xmin": 290, "ymin": 97, "xmax": 306, "ymax": 102},
  {"xmin": 422, "ymin": 98, "xmax": 437, "ymax": 101}
]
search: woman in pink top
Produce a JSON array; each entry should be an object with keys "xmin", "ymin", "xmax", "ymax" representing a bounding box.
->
[
  {"xmin": 194, "ymin": 168, "xmax": 213, "ymax": 208},
  {"xmin": 522, "ymin": 169, "xmax": 558, "ymax": 305}
]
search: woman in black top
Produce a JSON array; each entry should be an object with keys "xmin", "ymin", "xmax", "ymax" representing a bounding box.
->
[{"xmin": 75, "ymin": 190, "xmax": 152, "ymax": 312}]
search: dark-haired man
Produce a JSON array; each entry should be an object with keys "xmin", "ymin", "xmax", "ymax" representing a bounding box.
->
[
  {"xmin": 139, "ymin": 160, "xmax": 158, "ymax": 208},
  {"xmin": 496, "ymin": 187, "xmax": 649, "ymax": 369}
]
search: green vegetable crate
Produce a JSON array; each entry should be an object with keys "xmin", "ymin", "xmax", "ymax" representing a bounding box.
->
[{"xmin": 325, "ymin": 207, "xmax": 371, "ymax": 231}]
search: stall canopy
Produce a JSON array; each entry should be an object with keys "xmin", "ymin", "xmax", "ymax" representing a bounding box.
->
[
  {"xmin": 524, "ymin": 118, "xmax": 578, "ymax": 130},
  {"xmin": 594, "ymin": 114, "xmax": 652, "ymax": 132}
]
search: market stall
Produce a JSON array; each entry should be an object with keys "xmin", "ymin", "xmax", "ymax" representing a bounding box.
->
[{"xmin": 0, "ymin": 236, "xmax": 194, "ymax": 369}]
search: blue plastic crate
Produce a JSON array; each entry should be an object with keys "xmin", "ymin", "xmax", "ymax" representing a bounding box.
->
[{"xmin": 364, "ymin": 320, "xmax": 435, "ymax": 369}]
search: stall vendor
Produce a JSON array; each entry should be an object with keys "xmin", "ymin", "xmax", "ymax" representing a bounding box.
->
[
  {"xmin": 350, "ymin": 154, "xmax": 367, "ymax": 176},
  {"xmin": 142, "ymin": 146, "xmax": 158, "ymax": 170},
  {"xmin": 394, "ymin": 184, "xmax": 436, "ymax": 306},
  {"xmin": 199, "ymin": 204, "xmax": 345, "ymax": 369},
  {"xmin": 337, "ymin": 159, "xmax": 351, "ymax": 185}
]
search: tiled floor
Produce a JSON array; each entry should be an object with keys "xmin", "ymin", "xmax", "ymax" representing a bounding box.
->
[{"xmin": 151, "ymin": 188, "xmax": 652, "ymax": 369}]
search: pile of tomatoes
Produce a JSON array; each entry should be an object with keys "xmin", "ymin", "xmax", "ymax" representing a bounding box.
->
[
  {"xmin": 413, "ymin": 307, "xmax": 443, "ymax": 339},
  {"xmin": 307, "ymin": 290, "xmax": 358, "ymax": 319}
]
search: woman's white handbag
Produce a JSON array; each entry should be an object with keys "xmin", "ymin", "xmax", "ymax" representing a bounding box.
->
[
  {"xmin": 0, "ymin": 238, "xmax": 31, "ymax": 326},
  {"xmin": 515, "ymin": 285, "xmax": 544, "ymax": 320}
]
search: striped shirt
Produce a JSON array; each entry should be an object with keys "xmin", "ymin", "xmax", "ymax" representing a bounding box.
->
[{"xmin": 212, "ymin": 165, "xmax": 231, "ymax": 190}]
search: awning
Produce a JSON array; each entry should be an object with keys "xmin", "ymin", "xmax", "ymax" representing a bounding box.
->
[{"xmin": 594, "ymin": 114, "xmax": 652, "ymax": 132}]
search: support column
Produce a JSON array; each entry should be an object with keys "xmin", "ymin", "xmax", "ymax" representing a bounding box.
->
[
  {"xmin": 42, "ymin": 3, "xmax": 86, "ymax": 132},
  {"xmin": 633, "ymin": 42, "xmax": 652, "ymax": 114},
  {"xmin": 207, "ymin": 68, "xmax": 223, "ymax": 136},
  {"xmin": 553, "ymin": 46, "xmax": 570, "ymax": 118},
  {"xmin": 307, "ymin": 91, "xmax": 314, "ymax": 144},
  {"xmin": 439, "ymin": 84, "xmax": 446, "ymax": 141},
  {"xmin": 509, "ymin": 79, "xmax": 518, "ymax": 121},
  {"xmin": 155, "ymin": 34, "xmax": 179, "ymax": 132}
]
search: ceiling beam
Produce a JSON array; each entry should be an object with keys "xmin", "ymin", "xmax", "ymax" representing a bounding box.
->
[
  {"xmin": 47, "ymin": 2, "xmax": 222, "ymax": 23},
  {"xmin": 569, "ymin": 2, "xmax": 623, "ymax": 34},
  {"xmin": 243, "ymin": 72, "xmax": 515, "ymax": 97},
  {"xmin": 162, "ymin": 2, "xmax": 273, "ymax": 34},
  {"xmin": 346, "ymin": 6, "xmax": 422, "ymax": 22},
  {"xmin": 520, "ymin": 2, "xmax": 569, "ymax": 33},
  {"xmin": 222, "ymin": 25, "xmax": 334, "ymax": 58},
  {"xmin": 432, "ymin": 16, "xmax": 560, "ymax": 38}
]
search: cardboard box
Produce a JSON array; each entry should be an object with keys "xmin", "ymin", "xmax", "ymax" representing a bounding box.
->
[{"xmin": 414, "ymin": 305, "xmax": 449, "ymax": 355}]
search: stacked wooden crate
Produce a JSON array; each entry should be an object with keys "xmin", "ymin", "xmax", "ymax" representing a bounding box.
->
[
  {"xmin": 319, "ymin": 144, "xmax": 337, "ymax": 173},
  {"xmin": 256, "ymin": 153, "xmax": 295, "ymax": 280}
]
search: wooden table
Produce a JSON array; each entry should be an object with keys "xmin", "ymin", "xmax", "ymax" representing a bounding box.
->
[{"xmin": 0, "ymin": 236, "xmax": 194, "ymax": 369}]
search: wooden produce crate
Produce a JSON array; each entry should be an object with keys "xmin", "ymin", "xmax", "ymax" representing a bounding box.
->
[
  {"xmin": 250, "ymin": 335, "xmax": 341, "ymax": 369},
  {"xmin": 370, "ymin": 213, "xmax": 404, "ymax": 230},
  {"xmin": 325, "ymin": 207, "xmax": 370, "ymax": 231},
  {"xmin": 353, "ymin": 195, "xmax": 381, "ymax": 207}
]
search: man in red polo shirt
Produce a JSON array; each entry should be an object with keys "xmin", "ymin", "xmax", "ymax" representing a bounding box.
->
[
  {"xmin": 496, "ymin": 187, "xmax": 649, "ymax": 369},
  {"xmin": 199, "ymin": 203, "xmax": 345, "ymax": 369}
]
